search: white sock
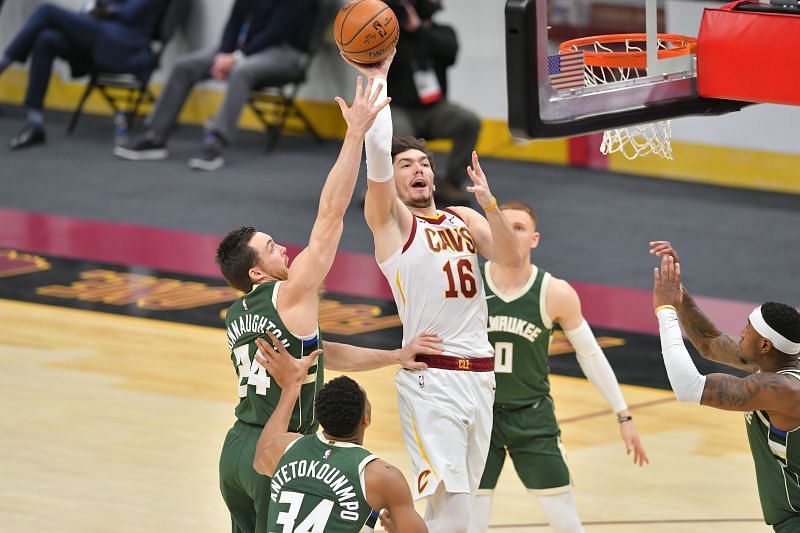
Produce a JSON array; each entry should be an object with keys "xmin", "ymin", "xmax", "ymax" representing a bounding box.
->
[
  {"xmin": 537, "ymin": 489, "xmax": 584, "ymax": 533},
  {"xmin": 468, "ymin": 494, "xmax": 493, "ymax": 533}
]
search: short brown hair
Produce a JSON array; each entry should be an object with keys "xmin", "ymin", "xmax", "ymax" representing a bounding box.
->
[
  {"xmin": 500, "ymin": 201, "xmax": 537, "ymax": 226},
  {"xmin": 391, "ymin": 135, "xmax": 436, "ymax": 175},
  {"xmin": 216, "ymin": 226, "xmax": 258, "ymax": 293}
]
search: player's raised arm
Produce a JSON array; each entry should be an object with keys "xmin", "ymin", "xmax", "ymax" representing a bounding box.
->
[
  {"xmin": 654, "ymin": 253, "xmax": 800, "ymax": 416},
  {"xmin": 449, "ymin": 152, "xmax": 527, "ymax": 268},
  {"xmin": 342, "ymin": 52, "xmax": 412, "ymax": 254},
  {"xmin": 650, "ymin": 240, "xmax": 754, "ymax": 371},
  {"xmin": 278, "ymin": 78, "xmax": 390, "ymax": 331}
]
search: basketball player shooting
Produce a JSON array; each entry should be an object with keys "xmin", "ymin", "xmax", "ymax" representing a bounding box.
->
[{"xmin": 340, "ymin": 51, "xmax": 527, "ymax": 532}]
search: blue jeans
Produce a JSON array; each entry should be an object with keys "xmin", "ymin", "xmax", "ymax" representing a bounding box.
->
[{"xmin": 4, "ymin": 3, "xmax": 100, "ymax": 110}]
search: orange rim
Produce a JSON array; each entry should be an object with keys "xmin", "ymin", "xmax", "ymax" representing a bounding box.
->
[{"xmin": 559, "ymin": 33, "xmax": 697, "ymax": 69}]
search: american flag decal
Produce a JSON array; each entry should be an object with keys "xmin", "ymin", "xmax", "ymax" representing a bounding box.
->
[{"xmin": 548, "ymin": 52, "xmax": 585, "ymax": 90}]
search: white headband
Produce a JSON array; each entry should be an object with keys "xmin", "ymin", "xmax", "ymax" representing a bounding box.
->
[{"xmin": 749, "ymin": 306, "xmax": 800, "ymax": 355}]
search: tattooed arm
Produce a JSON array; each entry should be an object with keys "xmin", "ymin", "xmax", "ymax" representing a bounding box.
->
[
  {"xmin": 678, "ymin": 290, "xmax": 756, "ymax": 372},
  {"xmin": 702, "ymin": 372, "xmax": 799, "ymax": 414}
]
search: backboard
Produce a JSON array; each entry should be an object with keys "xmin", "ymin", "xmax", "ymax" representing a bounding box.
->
[{"xmin": 505, "ymin": 0, "xmax": 749, "ymax": 139}]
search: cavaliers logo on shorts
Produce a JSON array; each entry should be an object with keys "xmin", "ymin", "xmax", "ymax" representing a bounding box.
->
[{"xmin": 417, "ymin": 469, "xmax": 432, "ymax": 494}]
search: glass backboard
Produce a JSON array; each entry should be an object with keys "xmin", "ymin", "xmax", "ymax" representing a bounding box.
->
[{"xmin": 505, "ymin": 0, "xmax": 750, "ymax": 139}]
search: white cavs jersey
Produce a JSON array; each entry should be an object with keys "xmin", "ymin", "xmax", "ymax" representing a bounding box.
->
[{"xmin": 378, "ymin": 209, "xmax": 493, "ymax": 359}]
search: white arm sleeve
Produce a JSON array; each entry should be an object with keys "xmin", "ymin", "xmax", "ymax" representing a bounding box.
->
[
  {"xmin": 364, "ymin": 77, "xmax": 393, "ymax": 183},
  {"xmin": 657, "ymin": 307, "xmax": 707, "ymax": 404},
  {"xmin": 564, "ymin": 320, "xmax": 628, "ymax": 414}
]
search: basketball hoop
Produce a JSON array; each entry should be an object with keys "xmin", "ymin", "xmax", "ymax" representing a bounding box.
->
[{"xmin": 559, "ymin": 33, "xmax": 697, "ymax": 160}]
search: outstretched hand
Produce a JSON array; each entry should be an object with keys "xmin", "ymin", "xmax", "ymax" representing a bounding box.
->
[
  {"xmin": 465, "ymin": 151, "xmax": 494, "ymax": 209},
  {"xmin": 649, "ymin": 240, "xmax": 680, "ymax": 263},
  {"xmin": 254, "ymin": 331, "xmax": 320, "ymax": 391},
  {"xmin": 340, "ymin": 48, "xmax": 396, "ymax": 80},
  {"xmin": 653, "ymin": 254, "xmax": 683, "ymax": 310},
  {"xmin": 619, "ymin": 420, "xmax": 649, "ymax": 467},
  {"xmin": 335, "ymin": 76, "xmax": 391, "ymax": 136},
  {"xmin": 397, "ymin": 332, "xmax": 443, "ymax": 370}
]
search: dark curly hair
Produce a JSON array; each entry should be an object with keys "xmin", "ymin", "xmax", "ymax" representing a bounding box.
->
[
  {"xmin": 216, "ymin": 226, "xmax": 258, "ymax": 293},
  {"xmin": 315, "ymin": 376, "xmax": 366, "ymax": 438},
  {"xmin": 391, "ymin": 135, "xmax": 436, "ymax": 175},
  {"xmin": 761, "ymin": 302, "xmax": 800, "ymax": 346}
]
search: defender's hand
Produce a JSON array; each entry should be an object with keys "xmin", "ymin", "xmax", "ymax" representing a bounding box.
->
[
  {"xmin": 649, "ymin": 240, "xmax": 680, "ymax": 263},
  {"xmin": 254, "ymin": 331, "xmax": 320, "ymax": 391},
  {"xmin": 335, "ymin": 76, "xmax": 391, "ymax": 135},
  {"xmin": 397, "ymin": 331, "xmax": 443, "ymax": 369},
  {"xmin": 653, "ymin": 255, "xmax": 683, "ymax": 310}
]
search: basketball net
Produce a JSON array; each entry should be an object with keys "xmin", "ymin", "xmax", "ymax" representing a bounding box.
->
[{"xmin": 568, "ymin": 36, "xmax": 689, "ymax": 160}]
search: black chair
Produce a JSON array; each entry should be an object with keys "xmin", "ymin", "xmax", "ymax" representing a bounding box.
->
[
  {"xmin": 247, "ymin": 0, "xmax": 338, "ymax": 151},
  {"xmin": 67, "ymin": 0, "xmax": 190, "ymax": 133}
]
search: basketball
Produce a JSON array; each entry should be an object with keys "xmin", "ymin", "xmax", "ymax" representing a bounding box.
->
[{"xmin": 333, "ymin": 0, "xmax": 399, "ymax": 65}]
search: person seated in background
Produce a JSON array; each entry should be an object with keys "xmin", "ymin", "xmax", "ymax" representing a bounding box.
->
[
  {"xmin": 114, "ymin": 0, "xmax": 317, "ymax": 171},
  {"xmin": 0, "ymin": 0, "xmax": 165, "ymax": 150},
  {"xmin": 384, "ymin": 0, "xmax": 480, "ymax": 205}
]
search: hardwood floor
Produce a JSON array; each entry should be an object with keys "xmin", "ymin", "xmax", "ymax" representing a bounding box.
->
[{"xmin": 0, "ymin": 299, "xmax": 769, "ymax": 532}]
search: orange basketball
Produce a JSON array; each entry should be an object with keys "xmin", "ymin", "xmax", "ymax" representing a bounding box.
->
[{"xmin": 334, "ymin": 0, "xmax": 399, "ymax": 65}]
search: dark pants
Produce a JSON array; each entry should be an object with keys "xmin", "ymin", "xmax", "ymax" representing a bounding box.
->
[
  {"xmin": 4, "ymin": 4, "xmax": 100, "ymax": 110},
  {"xmin": 392, "ymin": 100, "xmax": 481, "ymax": 187},
  {"xmin": 147, "ymin": 45, "xmax": 304, "ymax": 143}
]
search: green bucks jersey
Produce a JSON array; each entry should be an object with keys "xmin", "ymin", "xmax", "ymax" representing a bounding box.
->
[
  {"xmin": 745, "ymin": 369, "xmax": 800, "ymax": 526},
  {"xmin": 267, "ymin": 433, "xmax": 377, "ymax": 533},
  {"xmin": 483, "ymin": 262, "xmax": 552, "ymax": 406},
  {"xmin": 225, "ymin": 281, "xmax": 323, "ymax": 431}
]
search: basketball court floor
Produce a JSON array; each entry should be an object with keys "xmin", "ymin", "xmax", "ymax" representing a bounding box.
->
[{"xmin": 1, "ymin": 108, "xmax": 797, "ymax": 531}]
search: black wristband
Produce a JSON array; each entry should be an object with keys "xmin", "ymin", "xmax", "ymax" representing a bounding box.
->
[{"xmin": 617, "ymin": 415, "xmax": 633, "ymax": 424}]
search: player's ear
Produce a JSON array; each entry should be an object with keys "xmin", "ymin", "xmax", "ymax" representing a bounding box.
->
[
  {"xmin": 530, "ymin": 231, "xmax": 541, "ymax": 250},
  {"xmin": 761, "ymin": 337, "xmax": 773, "ymax": 354},
  {"xmin": 249, "ymin": 265, "xmax": 265, "ymax": 283}
]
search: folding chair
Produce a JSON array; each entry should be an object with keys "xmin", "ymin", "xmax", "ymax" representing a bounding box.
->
[
  {"xmin": 66, "ymin": 0, "xmax": 190, "ymax": 133},
  {"xmin": 248, "ymin": 0, "xmax": 339, "ymax": 151}
]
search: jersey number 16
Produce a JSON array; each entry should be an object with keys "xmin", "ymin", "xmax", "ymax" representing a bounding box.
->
[{"xmin": 442, "ymin": 259, "xmax": 477, "ymax": 298}]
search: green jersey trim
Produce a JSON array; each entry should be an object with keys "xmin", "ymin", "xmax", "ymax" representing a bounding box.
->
[
  {"xmin": 484, "ymin": 262, "xmax": 553, "ymax": 329},
  {"xmin": 314, "ymin": 432, "xmax": 369, "ymax": 449},
  {"xmin": 484, "ymin": 263, "xmax": 538, "ymax": 303},
  {"xmin": 358, "ymin": 454, "xmax": 378, "ymax": 505}
]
